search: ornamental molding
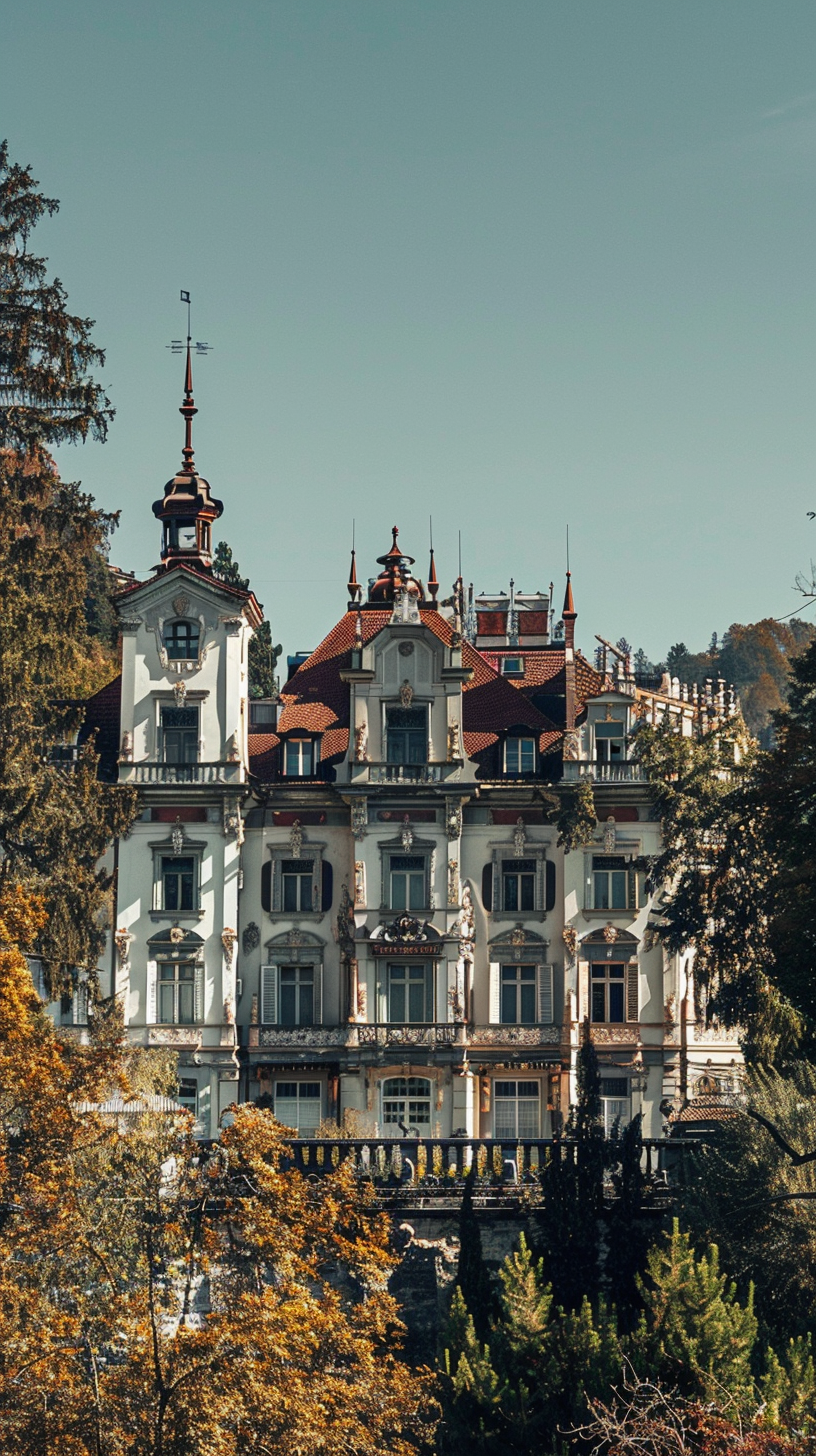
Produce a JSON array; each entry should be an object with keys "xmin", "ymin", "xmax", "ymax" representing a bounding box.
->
[
  {"xmin": 257, "ymin": 1027, "xmax": 347, "ymax": 1047},
  {"xmin": 221, "ymin": 927, "xmax": 237, "ymax": 964},
  {"xmin": 445, "ymin": 798, "xmax": 462, "ymax": 841},
  {"xmin": 471, "ymin": 1026, "xmax": 561, "ymax": 1046},
  {"xmin": 589, "ymin": 1026, "xmax": 640, "ymax": 1045},
  {"xmin": 351, "ymin": 799, "xmax": 368, "ymax": 841},
  {"xmin": 148, "ymin": 1027, "xmax": 201, "ymax": 1047},
  {"xmin": 242, "ymin": 922, "xmax": 261, "ymax": 955}
]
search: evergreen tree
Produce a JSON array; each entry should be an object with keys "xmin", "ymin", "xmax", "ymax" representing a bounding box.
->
[
  {"xmin": 456, "ymin": 1166, "xmax": 493, "ymax": 1338},
  {"xmin": 214, "ymin": 539, "xmax": 281, "ymax": 697},
  {"xmin": 606, "ymin": 1112, "xmax": 654, "ymax": 1329},
  {"xmin": 0, "ymin": 144, "xmax": 136, "ymax": 989},
  {"xmin": 213, "ymin": 539, "xmax": 249, "ymax": 590},
  {"xmin": 537, "ymin": 1023, "xmax": 605, "ymax": 1308},
  {"xmin": 0, "ymin": 141, "xmax": 113, "ymax": 450},
  {"xmin": 634, "ymin": 1220, "xmax": 758, "ymax": 1410}
]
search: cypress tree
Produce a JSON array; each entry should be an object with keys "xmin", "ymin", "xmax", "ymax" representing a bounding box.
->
[
  {"xmin": 456, "ymin": 1166, "xmax": 493, "ymax": 1338},
  {"xmin": 538, "ymin": 1022, "xmax": 605, "ymax": 1308}
]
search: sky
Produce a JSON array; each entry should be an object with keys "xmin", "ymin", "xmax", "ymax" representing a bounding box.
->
[{"xmin": 3, "ymin": 1, "xmax": 816, "ymax": 663}]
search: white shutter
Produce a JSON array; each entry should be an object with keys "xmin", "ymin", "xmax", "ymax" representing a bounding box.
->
[
  {"xmin": 537, "ymin": 963, "xmax": 554, "ymax": 1025},
  {"xmin": 489, "ymin": 962, "xmax": 501, "ymax": 1024},
  {"xmin": 261, "ymin": 965, "xmax": 278, "ymax": 1025},
  {"xmin": 72, "ymin": 988, "xmax": 81, "ymax": 1025},
  {"xmin": 626, "ymin": 960, "xmax": 639, "ymax": 1023},
  {"xmin": 313, "ymin": 964, "xmax": 323, "ymax": 1025},
  {"xmin": 146, "ymin": 960, "xmax": 157, "ymax": 1024},
  {"xmin": 447, "ymin": 960, "xmax": 459, "ymax": 1023},
  {"xmin": 194, "ymin": 964, "xmax": 205, "ymax": 1022},
  {"xmin": 578, "ymin": 960, "xmax": 590, "ymax": 1024}
]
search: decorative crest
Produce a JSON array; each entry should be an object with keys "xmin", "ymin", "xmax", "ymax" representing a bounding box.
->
[
  {"xmin": 513, "ymin": 816, "xmax": 527, "ymax": 857},
  {"xmin": 171, "ymin": 817, "xmax": 186, "ymax": 854}
]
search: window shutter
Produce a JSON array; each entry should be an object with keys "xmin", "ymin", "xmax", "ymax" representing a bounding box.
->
[
  {"xmin": 577, "ymin": 960, "xmax": 590, "ymax": 1023},
  {"xmin": 482, "ymin": 863, "xmax": 493, "ymax": 913},
  {"xmin": 545, "ymin": 860, "xmax": 556, "ymax": 912},
  {"xmin": 313, "ymin": 964, "xmax": 323, "ymax": 1025},
  {"xmin": 537, "ymin": 963, "xmax": 554, "ymax": 1024},
  {"xmin": 489, "ymin": 962, "xmax": 501, "ymax": 1024},
  {"xmin": 261, "ymin": 964, "xmax": 278, "ymax": 1024},
  {"xmin": 447, "ymin": 960, "xmax": 459, "ymax": 1023},
  {"xmin": 626, "ymin": 960, "xmax": 639, "ymax": 1022},
  {"xmin": 321, "ymin": 860, "xmax": 333, "ymax": 912},
  {"xmin": 146, "ymin": 960, "xmax": 157, "ymax": 1024},
  {"xmin": 261, "ymin": 860, "xmax": 272, "ymax": 913},
  {"xmin": 194, "ymin": 965, "xmax": 205, "ymax": 1022}
]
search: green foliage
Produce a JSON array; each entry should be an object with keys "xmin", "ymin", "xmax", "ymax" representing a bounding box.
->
[
  {"xmin": 634, "ymin": 1220, "xmax": 757, "ymax": 1410},
  {"xmin": 680, "ymin": 1063, "xmax": 816, "ymax": 1348},
  {"xmin": 606, "ymin": 1113, "xmax": 654, "ymax": 1329},
  {"xmin": 664, "ymin": 620, "xmax": 815, "ymax": 744},
  {"xmin": 0, "ymin": 141, "xmax": 113, "ymax": 450},
  {"xmin": 214, "ymin": 540, "xmax": 281, "ymax": 697},
  {"xmin": 556, "ymin": 777, "xmax": 596, "ymax": 850},
  {"xmin": 456, "ymin": 1167, "xmax": 493, "ymax": 1339},
  {"xmin": 212, "ymin": 539, "xmax": 249, "ymax": 590},
  {"xmin": 537, "ymin": 1025, "xmax": 605, "ymax": 1309},
  {"xmin": 761, "ymin": 1334, "xmax": 816, "ymax": 1435}
]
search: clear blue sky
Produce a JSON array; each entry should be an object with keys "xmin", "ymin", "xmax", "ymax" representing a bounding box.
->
[{"xmin": 4, "ymin": 1, "xmax": 816, "ymax": 662}]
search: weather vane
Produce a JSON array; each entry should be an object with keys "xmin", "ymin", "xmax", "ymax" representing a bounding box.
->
[{"xmin": 166, "ymin": 290, "xmax": 213, "ymax": 356}]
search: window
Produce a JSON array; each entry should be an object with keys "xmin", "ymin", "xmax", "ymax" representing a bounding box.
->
[
  {"xmin": 386, "ymin": 706, "xmax": 427, "ymax": 765},
  {"xmin": 501, "ymin": 964, "xmax": 536, "ymax": 1024},
  {"xmin": 176, "ymin": 1079, "xmax": 198, "ymax": 1117},
  {"xmin": 285, "ymin": 739, "xmax": 314, "ymax": 777},
  {"xmin": 381, "ymin": 1076, "xmax": 432, "ymax": 1133},
  {"xmin": 281, "ymin": 859, "xmax": 314, "ymax": 913},
  {"xmin": 600, "ymin": 1077, "xmax": 630, "ymax": 1135},
  {"xmin": 501, "ymin": 657, "xmax": 524, "ymax": 677},
  {"xmin": 502, "ymin": 858, "xmax": 536, "ymax": 913},
  {"xmin": 164, "ymin": 619, "xmax": 200, "ymax": 661},
  {"xmin": 161, "ymin": 856, "xmax": 196, "ymax": 912},
  {"xmin": 159, "ymin": 960, "xmax": 196, "ymax": 1024},
  {"xmin": 161, "ymin": 706, "xmax": 199, "ymax": 764},
  {"xmin": 591, "ymin": 962, "xmax": 626, "ymax": 1023},
  {"xmin": 390, "ymin": 855, "xmax": 426, "ymax": 911},
  {"xmin": 274, "ymin": 1081, "xmax": 322, "ymax": 1136},
  {"xmin": 595, "ymin": 721, "xmax": 625, "ymax": 764},
  {"xmin": 387, "ymin": 961, "xmax": 432, "ymax": 1023},
  {"xmin": 504, "ymin": 738, "xmax": 535, "ymax": 774},
  {"xmin": 494, "ymin": 1080, "xmax": 540, "ymax": 1138},
  {"xmin": 592, "ymin": 856, "xmax": 628, "ymax": 910},
  {"xmin": 279, "ymin": 964, "xmax": 315, "ymax": 1026},
  {"xmin": 165, "ymin": 519, "xmax": 198, "ymax": 551}
]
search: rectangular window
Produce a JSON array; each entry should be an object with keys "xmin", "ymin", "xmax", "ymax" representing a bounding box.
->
[
  {"xmin": 493, "ymin": 1080, "xmax": 540, "ymax": 1138},
  {"xmin": 386, "ymin": 707, "xmax": 427, "ymax": 765},
  {"xmin": 390, "ymin": 855, "xmax": 426, "ymax": 911},
  {"xmin": 161, "ymin": 856, "xmax": 196, "ymax": 912},
  {"xmin": 381, "ymin": 1077, "xmax": 432, "ymax": 1132},
  {"xmin": 161, "ymin": 706, "xmax": 199, "ymax": 765},
  {"xmin": 387, "ymin": 962, "xmax": 432, "ymax": 1023},
  {"xmin": 501, "ymin": 657, "xmax": 524, "ymax": 677},
  {"xmin": 500, "ymin": 964, "xmax": 536, "ymax": 1024},
  {"xmin": 595, "ymin": 721, "xmax": 625, "ymax": 763},
  {"xmin": 502, "ymin": 858, "xmax": 536, "ymax": 913},
  {"xmin": 274, "ymin": 1081, "xmax": 322, "ymax": 1137},
  {"xmin": 176, "ymin": 1079, "xmax": 198, "ymax": 1117},
  {"xmin": 504, "ymin": 738, "xmax": 535, "ymax": 774},
  {"xmin": 285, "ymin": 740, "xmax": 314, "ymax": 777},
  {"xmin": 600, "ymin": 1077, "xmax": 630, "ymax": 1135},
  {"xmin": 281, "ymin": 859, "xmax": 314, "ymax": 913},
  {"xmin": 592, "ymin": 856, "xmax": 628, "ymax": 910},
  {"xmin": 279, "ymin": 965, "xmax": 315, "ymax": 1027},
  {"xmin": 591, "ymin": 962, "xmax": 626, "ymax": 1023},
  {"xmin": 158, "ymin": 960, "xmax": 195, "ymax": 1024}
]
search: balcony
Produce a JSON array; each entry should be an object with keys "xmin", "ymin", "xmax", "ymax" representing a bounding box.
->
[
  {"xmin": 351, "ymin": 760, "xmax": 462, "ymax": 785},
  {"xmin": 356, "ymin": 1023, "xmax": 460, "ymax": 1048},
  {"xmin": 121, "ymin": 761, "xmax": 244, "ymax": 786},
  {"xmin": 248, "ymin": 1023, "xmax": 562, "ymax": 1051},
  {"xmin": 562, "ymin": 761, "xmax": 647, "ymax": 784}
]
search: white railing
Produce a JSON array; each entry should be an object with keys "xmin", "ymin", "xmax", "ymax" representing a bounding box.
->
[
  {"xmin": 562, "ymin": 761, "xmax": 647, "ymax": 783},
  {"xmin": 121, "ymin": 762, "xmax": 244, "ymax": 785}
]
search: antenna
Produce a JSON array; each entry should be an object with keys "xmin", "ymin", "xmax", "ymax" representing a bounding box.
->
[
  {"xmin": 566, "ymin": 524, "xmax": 570, "ymax": 574},
  {"xmin": 458, "ymin": 530, "xmax": 462, "ymax": 581},
  {"xmin": 167, "ymin": 290, "xmax": 213, "ymax": 355},
  {"xmin": 429, "ymin": 514, "xmax": 433, "ymax": 551}
]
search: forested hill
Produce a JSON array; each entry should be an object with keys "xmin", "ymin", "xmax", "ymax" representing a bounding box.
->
[{"xmin": 657, "ymin": 619, "xmax": 815, "ymax": 743}]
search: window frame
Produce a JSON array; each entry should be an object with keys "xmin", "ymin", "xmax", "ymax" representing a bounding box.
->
[
  {"xmin": 389, "ymin": 853, "xmax": 427, "ymax": 912},
  {"xmin": 273, "ymin": 1080, "xmax": 322, "ymax": 1136},
  {"xmin": 503, "ymin": 737, "xmax": 536, "ymax": 775},
  {"xmin": 264, "ymin": 841, "xmax": 327, "ymax": 918},
  {"xmin": 380, "ymin": 1076, "xmax": 433, "ymax": 1134},
  {"xmin": 384, "ymin": 703, "xmax": 429, "ymax": 766},
  {"xmin": 385, "ymin": 960, "xmax": 434, "ymax": 1025},
  {"xmin": 283, "ymin": 737, "xmax": 317, "ymax": 778},
  {"xmin": 493, "ymin": 1079, "xmax": 541, "ymax": 1138},
  {"xmin": 163, "ymin": 618, "xmax": 201, "ymax": 662},
  {"xmin": 150, "ymin": 836, "xmax": 206, "ymax": 918},
  {"xmin": 278, "ymin": 963, "xmax": 317, "ymax": 1028},
  {"xmin": 158, "ymin": 958, "xmax": 197, "ymax": 1026},
  {"xmin": 600, "ymin": 1076, "xmax": 631, "ymax": 1135},
  {"xmin": 378, "ymin": 834, "xmax": 435, "ymax": 912},
  {"xmin": 500, "ymin": 962, "xmax": 537, "ymax": 1025},
  {"xmin": 488, "ymin": 840, "xmax": 550, "ymax": 920},
  {"xmin": 159, "ymin": 703, "xmax": 200, "ymax": 765}
]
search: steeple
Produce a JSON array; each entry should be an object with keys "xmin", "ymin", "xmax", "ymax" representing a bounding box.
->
[
  {"xmin": 562, "ymin": 571, "xmax": 577, "ymax": 648},
  {"xmin": 562, "ymin": 569, "xmax": 577, "ymax": 731},
  {"xmin": 152, "ymin": 334, "xmax": 223, "ymax": 573}
]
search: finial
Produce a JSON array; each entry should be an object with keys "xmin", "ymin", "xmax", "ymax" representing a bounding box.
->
[
  {"xmin": 428, "ymin": 546, "xmax": 439, "ymax": 604},
  {"xmin": 348, "ymin": 549, "xmax": 359, "ymax": 603},
  {"xmin": 563, "ymin": 570, "xmax": 576, "ymax": 618}
]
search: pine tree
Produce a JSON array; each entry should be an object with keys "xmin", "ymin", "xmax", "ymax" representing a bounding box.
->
[
  {"xmin": 538, "ymin": 1023, "xmax": 605, "ymax": 1308},
  {"xmin": 635, "ymin": 1220, "xmax": 758, "ymax": 1410},
  {"xmin": 606, "ymin": 1113, "xmax": 654, "ymax": 1329},
  {"xmin": 214, "ymin": 539, "xmax": 281, "ymax": 696},
  {"xmin": 0, "ymin": 143, "xmax": 136, "ymax": 990}
]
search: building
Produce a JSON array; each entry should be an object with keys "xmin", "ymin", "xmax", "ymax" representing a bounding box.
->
[{"xmin": 78, "ymin": 347, "xmax": 741, "ymax": 1139}]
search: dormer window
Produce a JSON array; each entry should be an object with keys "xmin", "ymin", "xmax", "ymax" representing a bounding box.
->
[
  {"xmin": 504, "ymin": 737, "xmax": 535, "ymax": 775},
  {"xmin": 284, "ymin": 738, "xmax": 314, "ymax": 777},
  {"xmin": 386, "ymin": 706, "xmax": 426, "ymax": 766},
  {"xmin": 501, "ymin": 656, "xmax": 524, "ymax": 677},
  {"xmin": 164, "ymin": 619, "xmax": 200, "ymax": 661}
]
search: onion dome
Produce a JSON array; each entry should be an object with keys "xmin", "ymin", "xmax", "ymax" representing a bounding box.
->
[{"xmin": 367, "ymin": 526, "xmax": 425, "ymax": 605}]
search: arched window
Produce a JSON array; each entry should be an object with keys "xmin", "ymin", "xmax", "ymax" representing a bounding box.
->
[
  {"xmin": 381, "ymin": 1076, "xmax": 432, "ymax": 1133},
  {"xmin": 164, "ymin": 619, "xmax": 200, "ymax": 661}
]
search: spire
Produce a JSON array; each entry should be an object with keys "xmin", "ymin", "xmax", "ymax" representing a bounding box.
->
[
  {"xmin": 563, "ymin": 571, "xmax": 576, "ymax": 621},
  {"xmin": 427, "ymin": 546, "xmax": 439, "ymax": 605},
  {"xmin": 366, "ymin": 525, "xmax": 424, "ymax": 606},
  {"xmin": 179, "ymin": 338, "xmax": 197, "ymax": 474},
  {"xmin": 347, "ymin": 546, "xmax": 360, "ymax": 604}
]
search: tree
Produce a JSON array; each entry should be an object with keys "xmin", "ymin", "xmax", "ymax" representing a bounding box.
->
[
  {"xmin": 606, "ymin": 1113, "xmax": 654, "ymax": 1329},
  {"xmin": 213, "ymin": 540, "xmax": 281, "ymax": 697},
  {"xmin": 0, "ymin": 937, "xmax": 439, "ymax": 1456},
  {"xmin": 537, "ymin": 1024, "xmax": 605, "ymax": 1308},
  {"xmin": 455, "ymin": 1167, "xmax": 492, "ymax": 1339},
  {"xmin": 633, "ymin": 1221, "xmax": 757, "ymax": 1411},
  {"xmin": 0, "ymin": 141, "xmax": 113, "ymax": 450}
]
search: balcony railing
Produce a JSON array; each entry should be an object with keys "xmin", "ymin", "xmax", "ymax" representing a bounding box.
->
[
  {"xmin": 357, "ymin": 1023, "xmax": 460, "ymax": 1047},
  {"xmin": 562, "ymin": 761, "xmax": 647, "ymax": 783},
  {"xmin": 352, "ymin": 761, "xmax": 461, "ymax": 785},
  {"xmin": 121, "ymin": 761, "xmax": 244, "ymax": 785},
  {"xmin": 248, "ymin": 1023, "xmax": 562, "ymax": 1050}
]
